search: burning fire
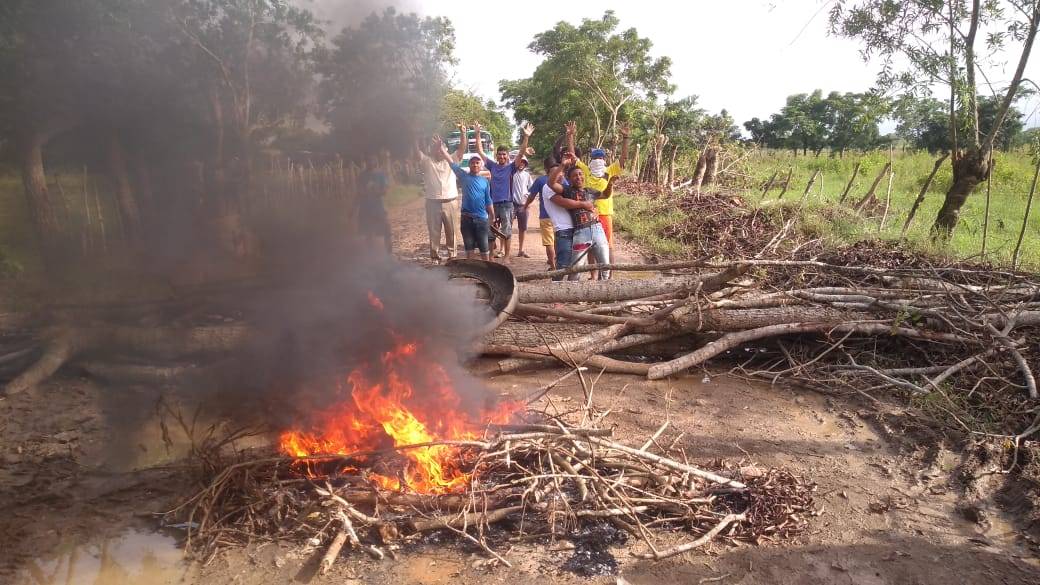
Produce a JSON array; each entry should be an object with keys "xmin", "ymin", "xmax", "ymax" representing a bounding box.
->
[{"xmin": 279, "ymin": 291, "xmax": 517, "ymax": 494}]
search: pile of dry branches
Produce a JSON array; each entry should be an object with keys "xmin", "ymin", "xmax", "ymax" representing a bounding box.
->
[
  {"xmin": 483, "ymin": 259, "xmax": 1040, "ymax": 445},
  {"xmin": 165, "ymin": 410, "xmax": 814, "ymax": 571}
]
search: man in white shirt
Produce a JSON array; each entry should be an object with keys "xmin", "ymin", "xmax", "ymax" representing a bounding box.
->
[
  {"xmin": 510, "ymin": 157, "xmax": 534, "ymax": 258},
  {"xmin": 414, "ymin": 131, "xmax": 464, "ymax": 262}
]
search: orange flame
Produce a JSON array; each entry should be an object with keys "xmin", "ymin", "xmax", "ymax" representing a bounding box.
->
[{"xmin": 279, "ymin": 292, "xmax": 518, "ymax": 493}]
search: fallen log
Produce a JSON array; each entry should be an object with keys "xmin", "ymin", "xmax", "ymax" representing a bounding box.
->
[
  {"xmin": 4, "ymin": 329, "xmax": 80, "ymax": 395},
  {"xmin": 517, "ymin": 265, "xmax": 747, "ymax": 304}
]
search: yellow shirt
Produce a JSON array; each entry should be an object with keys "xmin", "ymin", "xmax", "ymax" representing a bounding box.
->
[{"xmin": 576, "ymin": 159, "xmax": 622, "ymax": 216}]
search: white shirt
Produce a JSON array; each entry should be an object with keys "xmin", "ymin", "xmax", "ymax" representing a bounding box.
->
[
  {"xmin": 511, "ymin": 168, "xmax": 533, "ymax": 205},
  {"xmin": 542, "ymin": 183, "xmax": 573, "ymax": 231},
  {"xmin": 418, "ymin": 151, "xmax": 458, "ymax": 201}
]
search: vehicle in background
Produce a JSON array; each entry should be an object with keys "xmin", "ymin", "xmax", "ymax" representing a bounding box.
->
[
  {"xmin": 446, "ymin": 129, "xmax": 494, "ymax": 164},
  {"xmin": 447, "ymin": 129, "xmax": 494, "ymax": 179}
]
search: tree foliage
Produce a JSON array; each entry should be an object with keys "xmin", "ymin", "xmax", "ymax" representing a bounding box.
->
[
  {"xmin": 500, "ymin": 11, "xmax": 672, "ymax": 155},
  {"xmin": 743, "ymin": 90, "xmax": 888, "ymax": 155},
  {"xmin": 830, "ymin": 0, "xmax": 1040, "ymax": 234},
  {"xmin": 439, "ymin": 89, "xmax": 512, "ymax": 145},
  {"xmin": 319, "ymin": 7, "xmax": 455, "ymax": 159}
]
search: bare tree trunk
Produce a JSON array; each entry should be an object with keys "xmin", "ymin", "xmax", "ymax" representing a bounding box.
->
[
  {"xmin": 517, "ymin": 265, "xmax": 746, "ymax": 304},
  {"xmin": 20, "ymin": 128, "xmax": 63, "ymax": 263},
  {"xmin": 107, "ymin": 134, "xmax": 141, "ymax": 239},
  {"xmin": 667, "ymin": 145, "xmax": 677, "ymax": 187},
  {"xmin": 704, "ymin": 145, "xmax": 718, "ymax": 186},
  {"xmin": 933, "ymin": 151, "xmax": 989, "ymax": 236}
]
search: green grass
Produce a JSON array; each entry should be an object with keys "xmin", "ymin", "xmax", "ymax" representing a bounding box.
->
[{"xmin": 617, "ymin": 149, "xmax": 1040, "ymax": 269}]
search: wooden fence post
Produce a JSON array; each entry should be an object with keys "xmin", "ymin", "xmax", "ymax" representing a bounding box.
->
[
  {"xmin": 800, "ymin": 170, "xmax": 821, "ymax": 201},
  {"xmin": 1012, "ymin": 152, "xmax": 1040, "ymax": 268},
  {"xmin": 777, "ymin": 168, "xmax": 794, "ymax": 200},
  {"xmin": 854, "ymin": 162, "xmax": 892, "ymax": 211},
  {"xmin": 901, "ymin": 153, "xmax": 949, "ymax": 237},
  {"xmin": 837, "ymin": 161, "xmax": 860, "ymax": 204}
]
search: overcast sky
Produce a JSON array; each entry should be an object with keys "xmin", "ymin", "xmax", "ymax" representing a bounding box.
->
[{"xmin": 416, "ymin": 0, "xmax": 1040, "ymax": 129}]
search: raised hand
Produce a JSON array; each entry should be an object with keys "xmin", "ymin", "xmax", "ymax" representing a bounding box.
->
[
  {"xmin": 521, "ymin": 121, "xmax": 535, "ymax": 137},
  {"xmin": 619, "ymin": 121, "xmax": 631, "ymax": 138},
  {"xmin": 473, "ymin": 121, "xmax": 483, "ymax": 134},
  {"xmin": 565, "ymin": 120, "xmax": 576, "ymax": 136}
]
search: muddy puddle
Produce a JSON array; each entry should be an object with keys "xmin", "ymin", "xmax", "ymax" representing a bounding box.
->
[{"xmin": 13, "ymin": 529, "xmax": 193, "ymax": 585}]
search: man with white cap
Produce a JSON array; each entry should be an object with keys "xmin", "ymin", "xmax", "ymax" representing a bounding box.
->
[{"xmin": 510, "ymin": 155, "xmax": 534, "ymax": 258}]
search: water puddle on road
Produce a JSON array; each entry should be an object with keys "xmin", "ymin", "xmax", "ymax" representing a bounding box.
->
[{"xmin": 13, "ymin": 529, "xmax": 193, "ymax": 585}]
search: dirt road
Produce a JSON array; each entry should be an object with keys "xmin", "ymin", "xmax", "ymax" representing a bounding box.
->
[{"xmin": 1, "ymin": 196, "xmax": 1038, "ymax": 584}]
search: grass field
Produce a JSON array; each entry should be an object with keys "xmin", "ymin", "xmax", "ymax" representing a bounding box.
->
[{"xmin": 617, "ymin": 148, "xmax": 1040, "ymax": 269}]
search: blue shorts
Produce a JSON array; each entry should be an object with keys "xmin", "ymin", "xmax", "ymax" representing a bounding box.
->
[
  {"xmin": 552, "ymin": 228, "xmax": 574, "ymax": 281},
  {"xmin": 493, "ymin": 202, "xmax": 514, "ymax": 238},
  {"xmin": 461, "ymin": 214, "xmax": 490, "ymax": 253}
]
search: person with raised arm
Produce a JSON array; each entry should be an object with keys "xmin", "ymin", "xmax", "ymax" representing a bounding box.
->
[
  {"xmin": 413, "ymin": 124, "xmax": 465, "ymax": 263},
  {"xmin": 572, "ymin": 120, "xmax": 630, "ymax": 278},
  {"xmin": 436, "ymin": 135, "xmax": 494, "ymax": 261},
  {"xmin": 475, "ymin": 120, "xmax": 533, "ymax": 260}
]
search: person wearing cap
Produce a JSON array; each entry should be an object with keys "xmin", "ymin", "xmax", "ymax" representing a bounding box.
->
[
  {"xmin": 474, "ymin": 120, "xmax": 534, "ymax": 260},
  {"xmin": 435, "ymin": 136, "xmax": 495, "ymax": 260},
  {"xmin": 510, "ymin": 156, "xmax": 534, "ymax": 258}
]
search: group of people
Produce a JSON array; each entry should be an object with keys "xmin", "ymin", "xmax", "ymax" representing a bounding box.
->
[{"xmin": 410, "ymin": 119, "xmax": 630, "ymax": 279}]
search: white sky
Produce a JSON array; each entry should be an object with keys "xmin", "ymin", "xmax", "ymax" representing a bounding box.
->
[{"xmin": 417, "ymin": 0, "xmax": 1040, "ymax": 129}]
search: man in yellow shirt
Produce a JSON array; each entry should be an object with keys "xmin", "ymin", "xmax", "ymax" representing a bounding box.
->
[{"xmin": 569, "ymin": 121, "xmax": 630, "ymax": 276}]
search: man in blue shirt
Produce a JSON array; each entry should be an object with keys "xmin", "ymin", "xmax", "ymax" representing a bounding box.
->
[
  {"xmin": 474, "ymin": 120, "xmax": 533, "ymax": 260},
  {"xmin": 436, "ymin": 136, "xmax": 495, "ymax": 260}
]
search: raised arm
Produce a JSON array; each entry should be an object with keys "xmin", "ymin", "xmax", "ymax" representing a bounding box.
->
[
  {"xmin": 565, "ymin": 120, "xmax": 576, "ymax": 157},
  {"xmin": 434, "ymin": 135, "xmax": 453, "ymax": 164},
  {"xmin": 517, "ymin": 122, "xmax": 534, "ymax": 165},
  {"xmin": 474, "ymin": 121, "xmax": 489, "ymax": 163},
  {"xmin": 453, "ymin": 123, "xmax": 467, "ymax": 163},
  {"xmin": 618, "ymin": 121, "xmax": 631, "ymax": 170},
  {"xmin": 547, "ymin": 164, "xmax": 566, "ymax": 194}
]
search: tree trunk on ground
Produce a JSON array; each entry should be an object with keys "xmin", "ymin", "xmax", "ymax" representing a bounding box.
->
[
  {"xmin": 107, "ymin": 134, "xmax": 141, "ymax": 239},
  {"xmin": 482, "ymin": 322, "xmax": 699, "ymax": 357},
  {"xmin": 517, "ymin": 266, "xmax": 746, "ymax": 304},
  {"xmin": 933, "ymin": 149, "xmax": 990, "ymax": 237}
]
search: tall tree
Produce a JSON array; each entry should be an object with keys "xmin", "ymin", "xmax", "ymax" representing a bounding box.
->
[
  {"xmin": 500, "ymin": 11, "xmax": 672, "ymax": 154},
  {"xmin": 439, "ymin": 89, "xmax": 512, "ymax": 146},
  {"xmin": 831, "ymin": 0, "xmax": 1040, "ymax": 236},
  {"xmin": 319, "ymin": 7, "xmax": 455, "ymax": 160}
]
